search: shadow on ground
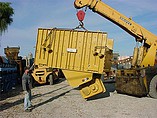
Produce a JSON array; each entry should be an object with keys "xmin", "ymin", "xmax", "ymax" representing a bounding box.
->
[
  {"xmin": 32, "ymin": 89, "xmax": 72, "ymax": 110},
  {"xmin": 0, "ymin": 78, "xmax": 67, "ymax": 111},
  {"xmin": 0, "ymin": 85, "xmax": 23, "ymax": 101},
  {"xmin": 87, "ymin": 81, "xmax": 116, "ymax": 101},
  {"xmin": 0, "ymin": 78, "xmax": 116, "ymax": 111}
]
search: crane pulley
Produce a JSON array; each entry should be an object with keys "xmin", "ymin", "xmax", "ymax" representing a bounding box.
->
[{"xmin": 76, "ymin": 10, "xmax": 85, "ymax": 22}]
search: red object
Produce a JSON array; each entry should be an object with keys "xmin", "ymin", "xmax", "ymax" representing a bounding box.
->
[{"xmin": 76, "ymin": 10, "xmax": 85, "ymax": 22}]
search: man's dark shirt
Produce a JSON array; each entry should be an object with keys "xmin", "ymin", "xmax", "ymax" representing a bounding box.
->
[{"xmin": 22, "ymin": 73, "xmax": 32, "ymax": 91}]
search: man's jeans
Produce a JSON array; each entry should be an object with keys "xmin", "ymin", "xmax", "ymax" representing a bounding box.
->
[{"xmin": 24, "ymin": 90, "xmax": 32, "ymax": 110}]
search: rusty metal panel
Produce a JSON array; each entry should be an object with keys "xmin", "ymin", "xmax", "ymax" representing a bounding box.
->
[{"xmin": 35, "ymin": 28, "xmax": 112, "ymax": 74}]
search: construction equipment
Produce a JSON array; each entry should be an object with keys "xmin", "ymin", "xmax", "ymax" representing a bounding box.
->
[
  {"xmin": 32, "ymin": 28, "xmax": 113, "ymax": 98},
  {"xmin": 0, "ymin": 56, "xmax": 17, "ymax": 93},
  {"xmin": 4, "ymin": 46, "xmax": 25, "ymax": 78},
  {"xmin": 0, "ymin": 47, "xmax": 26, "ymax": 93},
  {"xmin": 74, "ymin": 0, "xmax": 157, "ymax": 98}
]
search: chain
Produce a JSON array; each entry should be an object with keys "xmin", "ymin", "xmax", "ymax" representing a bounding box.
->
[{"xmin": 73, "ymin": 21, "xmax": 88, "ymax": 31}]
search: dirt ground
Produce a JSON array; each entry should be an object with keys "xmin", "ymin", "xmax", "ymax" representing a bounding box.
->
[{"xmin": 0, "ymin": 78, "xmax": 157, "ymax": 118}]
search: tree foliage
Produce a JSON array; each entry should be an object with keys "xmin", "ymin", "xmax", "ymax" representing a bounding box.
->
[{"xmin": 0, "ymin": 2, "xmax": 14, "ymax": 35}]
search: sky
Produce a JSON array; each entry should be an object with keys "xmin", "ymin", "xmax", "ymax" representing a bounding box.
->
[{"xmin": 0, "ymin": 0, "xmax": 157, "ymax": 57}]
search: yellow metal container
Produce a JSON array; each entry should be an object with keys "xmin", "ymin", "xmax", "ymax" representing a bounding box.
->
[{"xmin": 33, "ymin": 28, "xmax": 113, "ymax": 98}]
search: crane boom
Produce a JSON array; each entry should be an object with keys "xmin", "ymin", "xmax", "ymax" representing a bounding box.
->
[
  {"xmin": 74, "ymin": 0, "xmax": 157, "ymax": 45},
  {"xmin": 74, "ymin": 0, "xmax": 157, "ymax": 67}
]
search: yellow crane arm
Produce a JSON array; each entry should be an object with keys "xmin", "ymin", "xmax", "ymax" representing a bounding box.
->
[
  {"xmin": 74, "ymin": 0, "xmax": 157, "ymax": 67},
  {"xmin": 74, "ymin": 0, "xmax": 157, "ymax": 46}
]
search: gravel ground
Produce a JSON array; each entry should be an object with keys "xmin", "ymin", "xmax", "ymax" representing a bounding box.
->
[{"xmin": 0, "ymin": 78, "xmax": 157, "ymax": 118}]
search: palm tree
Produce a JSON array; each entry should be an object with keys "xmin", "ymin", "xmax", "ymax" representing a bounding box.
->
[{"xmin": 0, "ymin": 2, "xmax": 14, "ymax": 35}]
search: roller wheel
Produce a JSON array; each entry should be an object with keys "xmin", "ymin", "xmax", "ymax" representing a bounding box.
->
[
  {"xmin": 49, "ymin": 74, "xmax": 54, "ymax": 85},
  {"xmin": 149, "ymin": 75, "xmax": 157, "ymax": 99}
]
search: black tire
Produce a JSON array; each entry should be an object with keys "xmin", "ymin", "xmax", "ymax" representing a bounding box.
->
[
  {"xmin": 149, "ymin": 75, "xmax": 157, "ymax": 99},
  {"xmin": 49, "ymin": 74, "xmax": 54, "ymax": 85}
]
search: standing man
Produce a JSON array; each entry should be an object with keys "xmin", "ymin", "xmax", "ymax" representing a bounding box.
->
[{"xmin": 22, "ymin": 66, "xmax": 33, "ymax": 112}]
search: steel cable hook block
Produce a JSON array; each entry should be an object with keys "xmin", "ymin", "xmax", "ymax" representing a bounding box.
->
[
  {"xmin": 76, "ymin": 10, "xmax": 86, "ymax": 22},
  {"xmin": 75, "ymin": 10, "xmax": 88, "ymax": 30}
]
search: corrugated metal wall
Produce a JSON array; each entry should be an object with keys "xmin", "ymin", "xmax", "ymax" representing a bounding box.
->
[{"xmin": 35, "ymin": 28, "xmax": 110, "ymax": 74}]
